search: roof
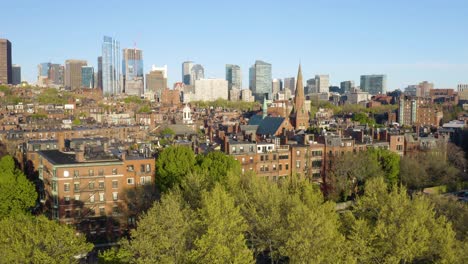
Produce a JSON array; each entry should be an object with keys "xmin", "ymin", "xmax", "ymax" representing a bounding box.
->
[
  {"xmin": 167, "ymin": 124, "xmax": 196, "ymax": 135},
  {"xmin": 248, "ymin": 115, "xmax": 286, "ymax": 136},
  {"xmin": 38, "ymin": 150, "xmax": 120, "ymax": 165}
]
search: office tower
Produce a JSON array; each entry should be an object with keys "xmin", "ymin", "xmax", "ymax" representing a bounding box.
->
[
  {"xmin": 225, "ymin": 64, "xmax": 242, "ymax": 90},
  {"xmin": 458, "ymin": 84, "xmax": 468, "ymax": 100},
  {"xmin": 146, "ymin": 68, "xmax": 167, "ymax": 101},
  {"xmin": 81, "ymin": 66, "xmax": 94, "ymax": 88},
  {"xmin": 249, "ymin": 60, "xmax": 272, "ymax": 101},
  {"xmin": 37, "ymin": 62, "xmax": 51, "ymax": 86},
  {"xmin": 284, "ymin": 77, "xmax": 295, "ymax": 94},
  {"xmin": 315, "ymin": 74, "xmax": 329, "ymax": 93},
  {"xmin": 97, "ymin": 56, "xmax": 103, "ymax": 90},
  {"xmin": 49, "ymin": 64, "xmax": 64, "ymax": 86},
  {"xmin": 190, "ymin": 64, "xmax": 204, "ymax": 85},
  {"xmin": 290, "ymin": 65, "xmax": 308, "ymax": 130},
  {"xmin": 65, "ymin": 60, "xmax": 87, "ymax": 89},
  {"xmin": 122, "ymin": 48, "xmax": 144, "ymax": 95},
  {"xmin": 182, "ymin": 61, "xmax": 194, "ymax": 85},
  {"xmin": 306, "ymin": 78, "xmax": 316, "ymax": 94},
  {"xmin": 360, "ymin": 74, "xmax": 387, "ymax": 95},
  {"xmin": 340, "ymin": 80, "xmax": 355, "ymax": 94},
  {"xmin": 194, "ymin": 78, "xmax": 228, "ymax": 101},
  {"xmin": 404, "ymin": 85, "xmax": 417, "ymax": 97},
  {"xmin": 272, "ymin": 78, "xmax": 282, "ymax": 96},
  {"xmin": 102, "ymin": 36, "xmax": 121, "ymax": 95},
  {"xmin": 0, "ymin": 39, "xmax": 12, "ymax": 84},
  {"xmin": 12, "ymin": 64, "xmax": 21, "ymax": 85},
  {"xmin": 417, "ymin": 81, "xmax": 433, "ymax": 98}
]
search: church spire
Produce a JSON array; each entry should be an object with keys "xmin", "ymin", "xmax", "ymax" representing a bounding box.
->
[{"xmin": 290, "ymin": 64, "xmax": 308, "ymax": 130}]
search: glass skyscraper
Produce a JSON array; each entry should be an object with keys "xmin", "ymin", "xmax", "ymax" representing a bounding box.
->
[
  {"xmin": 81, "ymin": 66, "xmax": 94, "ymax": 88},
  {"xmin": 102, "ymin": 36, "xmax": 121, "ymax": 95},
  {"xmin": 360, "ymin": 74, "xmax": 387, "ymax": 95},
  {"xmin": 226, "ymin": 64, "xmax": 242, "ymax": 90},
  {"xmin": 250, "ymin": 60, "xmax": 272, "ymax": 101}
]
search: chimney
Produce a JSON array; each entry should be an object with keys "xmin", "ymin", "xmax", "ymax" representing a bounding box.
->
[
  {"xmin": 57, "ymin": 132, "xmax": 65, "ymax": 151},
  {"xmin": 75, "ymin": 145, "xmax": 85, "ymax": 162}
]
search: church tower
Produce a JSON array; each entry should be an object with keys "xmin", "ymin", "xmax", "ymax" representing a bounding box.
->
[{"xmin": 290, "ymin": 64, "xmax": 309, "ymax": 130}]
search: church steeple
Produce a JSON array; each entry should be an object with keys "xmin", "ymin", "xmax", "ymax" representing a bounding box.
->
[{"xmin": 290, "ymin": 64, "xmax": 308, "ymax": 130}]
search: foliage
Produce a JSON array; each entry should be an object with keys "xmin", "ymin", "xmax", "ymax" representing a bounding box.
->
[
  {"xmin": 352, "ymin": 112, "xmax": 376, "ymax": 125},
  {"xmin": 428, "ymin": 195, "xmax": 468, "ymax": 241},
  {"xmin": 72, "ymin": 117, "xmax": 81, "ymax": 126},
  {"xmin": 37, "ymin": 88, "xmax": 71, "ymax": 105},
  {"xmin": 123, "ymin": 96, "xmax": 143, "ymax": 104},
  {"xmin": 156, "ymin": 146, "xmax": 196, "ymax": 192},
  {"xmin": 30, "ymin": 113, "xmax": 48, "ymax": 119},
  {"xmin": 346, "ymin": 177, "xmax": 462, "ymax": 263},
  {"xmin": 159, "ymin": 127, "xmax": 175, "ymax": 138},
  {"xmin": 0, "ymin": 155, "xmax": 37, "ymax": 219},
  {"xmin": 191, "ymin": 99, "xmax": 260, "ymax": 112},
  {"xmin": 195, "ymin": 151, "xmax": 241, "ymax": 186},
  {"xmin": 0, "ymin": 214, "xmax": 93, "ymax": 263},
  {"xmin": 137, "ymin": 104, "xmax": 151, "ymax": 113}
]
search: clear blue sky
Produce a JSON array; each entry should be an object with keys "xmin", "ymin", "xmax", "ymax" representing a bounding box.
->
[{"xmin": 2, "ymin": 0, "xmax": 468, "ymax": 90}]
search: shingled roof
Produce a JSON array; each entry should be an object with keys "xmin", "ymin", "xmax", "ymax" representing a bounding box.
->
[{"xmin": 248, "ymin": 115, "xmax": 286, "ymax": 136}]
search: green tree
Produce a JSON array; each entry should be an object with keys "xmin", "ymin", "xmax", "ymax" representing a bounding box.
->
[
  {"xmin": 0, "ymin": 155, "xmax": 37, "ymax": 218},
  {"xmin": 0, "ymin": 214, "xmax": 93, "ymax": 263},
  {"xmin": 121, "ymin": 191, "xmax": 194, "ymax": 264},
  {"xmin": 156, "ymin": 146, "xmax": 196, "ymax": 192},
  {"xmin": 195, "ymin": 151, "xmax": 241, "ymax": 185},
  {"xmin": 189, "ymin": 185, "xmax": 254, "ymax": 264},
  {"xmin": 348, "ymin": 177, "xmax": 460, "ymax": 263}
]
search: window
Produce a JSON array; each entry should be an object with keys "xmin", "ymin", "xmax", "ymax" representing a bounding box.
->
[
  {"xmin": 296, "ymin": 150, "xmax": 300, "ymax": 156},
  {"xmin": 279, "ymin": 164, "xmax": 282, "ymax": 170},
  {"xmin": 250, "ymin": 157, "xmax": 253, "ymax": 163},
  {"xmin": 239, "ymin": 146, "xmax": 244, "ymax": 152},
  {"xmin": 127, "ymin": 165, "xmax": 134, "ymax": 172},
  {"xmin": 63, "ymin": 170, "xmax": 69, "ymax": 177},
  {"xmin": 75, "ymin": 209, "xmax": 81, "ymax": 218},
  {"xmin": 146, "ymin": 164, "xmax": 151, "ymax": 172},
  {"xmin": 74, "ymin": 183, "xmax": 80, "ymax": 192},
  {"xmin": 265, "ymin": 155, "xmax": 269, "ymax": 161},
  {"xmin": 74, "ymin": 195, "xmax": 80, "ymax": 202},
  {"xmin": 279, "ymin": 155, "xmax": 289, "ymax": 160},
  {"xmin": 65, "ymin": 209, "xmax": 71, "ymax": 218},
  {"xmin": 112, "ymin": 206, "xmax": 120, "ymax": 215},
  {"xmin": 273, "ymin": 164, "xmax": 277, "ymax": 171},
  {"xmin": 232, "ymin": 146, "xmax": 236, "ymax": 152},
  {"xmin": 260, "ymin": 155, "xmax": 264, "ymax": 161},
  {"xmin": 99, "ymin": 181, "xmax": 104, "ymax": 189},
  {"xmin": 249, "ymin": 146, "xmax": 254, "ymax": 152},
  {"xmin": 64, "ymin": 196, "xmax": 70, "ymax": 205},
  {"xmin": 88, "ymin": 182, "xmax": 95, "ymax": 190},
  {"xmin": 98, "ymin": 169, "xmax": 104, "ymax": 176},
  {"xmin": 88, "ymin": 169, "xmax": 94, "ymax": 176},
  {"xmin": 112, "ymin": 168, "xmax": 117, "ymax": 175},
  {"xmin": 296, "ymin": 161, "xmax": 301, "ymax": 168},
  {"xmin": 53, "ymin": 195, "xmax": 58, "ymax": 206},
  {"xmin": 99, "ymin": 207, "xmax": 105, "ymax": 216},
  {"xmin": 112, "ymin": 180, "xmax": 118, "ymax": 189},
  {"xmin": 112, "ymin": 192, "xmax": 118, "ymax": 201},
  {"xmin": 241, "ymin": 157, "xmax": 245, "ymax": 163},
  {"xmin": 99, "ymin": 193, "xmax": 105, "ymax": 202},
  {"xmin": 89, "ymin": 194, "xmax": 95, "ymax": 203},
  {"xmin": 127, "ymin": 178, "xmax": 134, "ymax": 185},
  {"xmin": 273, "ymin": 154, "xmax": 277, "ymax": 160},
  {"xmin": 286, "ymin": 164, "xmax": 289, "ymax": 170},
  {"xmin": 73, "ymin": 170, "xmax": 79, "ymax": 177},
  {"xmin": 140, "ymin": 164, "xmax": 145, "ymax": 173},
  {"xmin": 397, "ymin": 145, "xmax": 403, "ymax": 151},
  {"xmin": 52, "ymin": 181, "xmax": 57, "ymax": 192}
]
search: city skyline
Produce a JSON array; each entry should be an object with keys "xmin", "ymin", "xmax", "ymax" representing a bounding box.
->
[{"xmin": 2, "ymin": 0, "xmax": 468, "ymax": 89}]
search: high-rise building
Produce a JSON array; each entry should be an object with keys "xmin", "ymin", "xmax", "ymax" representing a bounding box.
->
[
  {"xmin": 225, "ymin": 64, "xmax": 242, "ymax": 90},
  {"xmin": 360, "ymin": 74, "xmax": 387, "ymax": 95},
  {"xmin": 193, "ymin": 78, "xmax": 228, "ymax": 101},
  {"xmin": 65, "ymin": 60, "xmax": 87, "ymax": 89},
  {"xmin": 284, "ymin": 77, "xmax": 295, "ymax": 94},
  {"xmin": 315, "ymin": 75, "xmax": 329, "ymax": 93},
  {"xmin": 340, "ymin": 80, "xmax": 355, "ymax": 94},
  {"xmin": 146, "ymin": 68, "xmax": 167, "ymax": 101},
  {"xmin": 12, "ymin": 64, "xmax": 21, "ymax": 85},
  {"xmin": 0, "ymin": 39, "xmax": 12, "ymax": 84},
  {"xmin": 37, "ymin": 62, "xmax": 51, "ymax": 86},
  {"xmin": 122, "ymin": 48, "xmax": 144, "ymax": 95},
  {"xmin": 249, "ymin": 60, "xmax": 272, "ymax": 101},
  {"xmin": 190, "ymin": 64, "xmax": 204, "ymax": 85},
  {"xmin": 272, "ymin": 78, "xmax": 282, "ymax": 96},
  {"xmin": 49, "ymin": 64, "xmax": 64, "ymax": 86},
  {"xmin": 290, "ymin": 65, "xmax": 308, "ymax": 130},
  {"xmin": 102, "ymin": 36, "xmax": 121, "ymax": 95},
  {"xmin": 81, "ymin": 66, "xmax": 94, "ymax": 88},
  {"xmin": 182, "ymin": 61, "xmax": 194, "ymax": 85},
  {"xmin": 306, "ymin": 78, "xmax": 316, "ymax": 94},
  {"xmin": 458, "ymin": 84, "xmax": 468, "ymax": 100},
  {"xmin": 417, "ymin": 81, "xmax": 433, "ymax": 98},
  {"xmin": 97, "ymin": 56, "xmax": 103, "ymax": 90}
]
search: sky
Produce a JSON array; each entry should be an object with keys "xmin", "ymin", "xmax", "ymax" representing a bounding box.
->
[{"xmin": 2, "ymin": 0, "xmax": 468, "ymax": 90}]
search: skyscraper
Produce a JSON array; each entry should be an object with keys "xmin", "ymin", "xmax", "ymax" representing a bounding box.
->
[
  {"xmin": 250, "ymin": 60, "xmax": 272, "ymax": 101},
  {"xmin": 182, "ymin": 61, "xmax": 194, "ymax": 85},
  {"xmin": 102, "ymin": 36, "xmax": 121, "ymax": 95},
  {"xmin": 0, "ymin": 39, "xmax": 12, "ymax": 84},
  {"xmin": 360, "ymin": 74, "xmax": 387, "ymax": 95},
  {"xmin": 190, "ymin": 64, "xmax": 204, "ymax": 85},
  {"xmin": 146, "ymin": 68, "xmax": 167, "ymax": 101},
  {"xmin": 306, "ymin": 78, "xmax": 316, "ymax": 94},
  {"xmin": 97, "ymin": 56, "xmax": 103, "ymax": 90},
  {"xmin": 290, "ymin": 65, "xmax": 308, "ymax": 130},
  {"xmin": 37, "ymin": 62, "xmax": 51, "ymax": 86},
  {"xmin": 272, "ymin": 78, "xmax": 282, "ymax": 96},
  {"xmin": 284, "ymin": 77, "xmax": 295, "ymax": 94},
  {"xmin": 81, "ymin": 66, "xmax": 94, "ymax": 88},
  {"xmin": 122, "ymin": 48, "xmax": 144, "ymax": 95},
  {"xmin": 12, "ymin": 64, "xmax": 21, "ymax": 85},
  {"xmin": 315, "ymin": 75, "xmax": 329, "ymax": 93},
  {"xmin": 417, "ymin": 81, "xmax": 433, "ymax": 98},
  {"xmin": 340, "ymin": 80, "xmax": 355, "ymax": 93},
  {"xmin": 65, "ymin": 60, "xmax": 87, "ymax": 89},
  {"xmin": 225, "ymin": 64, "xmax": 242, "ymax": 90},
  {"xmin": 49, "ymin": 64, "xmax": 64, "ymax": 86}
]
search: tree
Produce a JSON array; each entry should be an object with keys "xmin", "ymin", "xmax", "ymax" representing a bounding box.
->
[
  {"xmin": 0, "ymin": 214, "xmax": 93, "ymax": 263},
  {"xmin": 195, "ymin": 151, "xmax": 241, "ymax": 185},
  {"xmin": 348, "ymin": 177, "xmax": 461, "ymax": 263},
  {"xmin": 156, "ymin": 146, "xmax": 196, "ymax": 192},
  {"xmin": 120, "ymin": 191, "xmax": 194, "ymax": 264},
  {"xmin": 0, "ymin": 155, "xmax": 37, "ymax": 218},
  {"xmin": 189, "ymin": 185, "xmax": 254, "ymax": 263},
  {"xmin": 428, "ymin": 195, "xmax": 468, "ymax": 241}
]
